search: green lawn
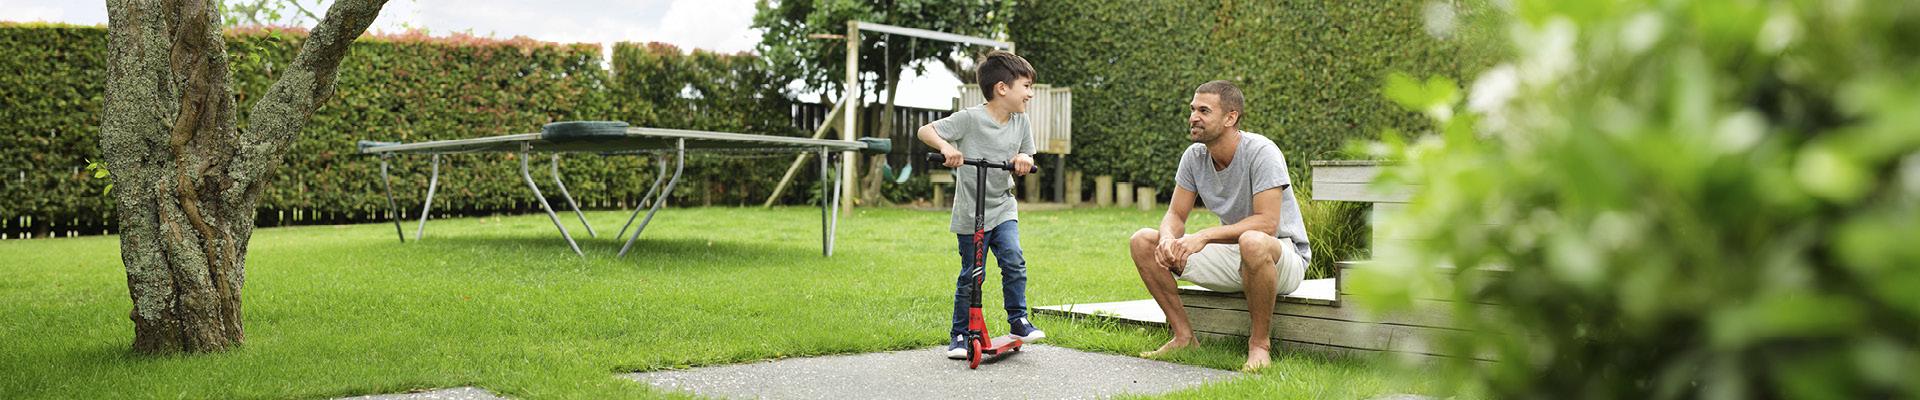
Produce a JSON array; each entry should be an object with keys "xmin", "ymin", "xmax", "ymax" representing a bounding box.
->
[{"xmin": 0, "ymin": 206, "xmax": 1446, "ymax": 399}]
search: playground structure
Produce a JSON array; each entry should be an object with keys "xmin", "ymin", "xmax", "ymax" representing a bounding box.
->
[
  {"xmin": 356, "ymin": 22, "xmax": 1069, "ymax": 257},
  {"xmin": 794, "ymin": 21, "xmax": 1071, "ymax": 207},
  {"xmin": 359, "ymin": 123, "xmax": 889, "ymax": 257}
]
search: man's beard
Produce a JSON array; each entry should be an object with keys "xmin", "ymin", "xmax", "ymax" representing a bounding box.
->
[{"xmin": 1189, "ymin": 125, "xmax": 1222, "ymax": 144}]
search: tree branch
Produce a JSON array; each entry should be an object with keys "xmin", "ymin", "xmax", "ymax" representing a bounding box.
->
[
  {"xmin": 284, "ymin": 0, "xmax": 324, "ymax": 24},
  {"xmin": 228, "ymin": 0, "xmax": 386, "ymax": 202}
]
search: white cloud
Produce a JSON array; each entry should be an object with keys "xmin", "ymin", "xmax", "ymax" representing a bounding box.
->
[
  {"xmin": 635, "ymin": 0, "xmax": 760, "ymax": 52},
  {"xmin": 0, "ymin": 0, "xmax": 106, "ymax": 24}
]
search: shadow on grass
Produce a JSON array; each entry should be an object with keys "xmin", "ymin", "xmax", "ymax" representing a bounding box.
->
[{"xmin": 416, "ymin": 235, "xmax": 812, "ymax": 265}]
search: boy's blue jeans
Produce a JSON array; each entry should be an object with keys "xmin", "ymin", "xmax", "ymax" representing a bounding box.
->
[{"xmin": 951, "ymin": 219, "xmax": 1028, "ymax": 337}]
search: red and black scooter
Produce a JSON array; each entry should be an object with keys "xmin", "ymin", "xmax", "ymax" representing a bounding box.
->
[{"xmin": 927, "ymin": 152, "xmax": 1039, "ymax": 369}]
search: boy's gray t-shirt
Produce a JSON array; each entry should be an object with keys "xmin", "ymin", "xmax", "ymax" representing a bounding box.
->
[
  {"xmin": 932, "ymin": 104, "xmax": 1036, "ymax": 234},
  {"xmin": 1174, "ymin": 132, "xmax": 1312, "ymax": 264}
]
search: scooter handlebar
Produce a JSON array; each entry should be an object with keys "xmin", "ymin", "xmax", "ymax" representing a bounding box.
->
[{"xmin": 924, "ymin": 152, "xmax": 1042, "ymax": 174}]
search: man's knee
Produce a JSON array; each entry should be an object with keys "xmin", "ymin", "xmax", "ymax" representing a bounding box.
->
[
  {"xmin": 1130, "ymin": 228, "xmax": 1160, "ymax": 249},
  {"xmin": 1236, "ymin": 230, "xmax": 1275, "ymax": 249},
  {"xmin": 1237, "ymin": 231, "xmax": 1279, "ymax": 272}
]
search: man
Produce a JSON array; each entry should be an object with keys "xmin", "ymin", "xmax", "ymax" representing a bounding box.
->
[{"xmin": 1128, "ymin": 80, "xmax": 1311, "ymax": 371}]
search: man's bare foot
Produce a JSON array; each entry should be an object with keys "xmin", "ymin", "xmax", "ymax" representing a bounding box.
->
[
  {"xmin": 1140, "ymin": 336, "xmax": 1195, "ymax": 358},
  {"xmin": 1241, "ymin": 345, "xmax": 1272, "ymax": 372}
]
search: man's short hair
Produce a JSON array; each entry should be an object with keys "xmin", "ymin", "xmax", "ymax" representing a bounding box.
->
[
  {"xmin": 977, "ymin": 50, "xmax": 1036, "ymax": 101},
  {"xmin": 1195, "ymin": 80, "xmax": 1245, "ymax": 117}
]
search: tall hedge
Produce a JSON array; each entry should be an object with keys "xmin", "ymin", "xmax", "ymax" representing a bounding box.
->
[
  {"xmin": 0, "ymin": 24, "xmax": 111, "ymax": 234},
  {"xmin": 1011, "ymin": 1, "xmax": 1500, "ymax": 186},
  {"xmin": 0, "ymin": 24, "xmax": 815, "ymax": 236},
  {"xmin": 232, "ymin": 29, "xmax": 621, "ymax": 222},
  {"xmin": 608, "ymin": 42, "xmax": 819, "ymax": 207}
]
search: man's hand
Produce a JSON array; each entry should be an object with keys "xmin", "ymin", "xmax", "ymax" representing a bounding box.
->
[
  {"xmin": 940, "ymin": 147, "xmax": 964, "ymax": 168},
  {"xmin": 1166, "ymin": 235, "xmax": 1209, "ymax": 273},
  {"xmin": 1011, "ymin": 153, "xmax": 1035, "ymax": 176},
  {"xmin": 1157, "ymin": 237, "xmax": 1186, "ymax": 276}
]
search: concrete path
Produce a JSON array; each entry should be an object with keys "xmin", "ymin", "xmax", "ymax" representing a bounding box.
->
[
  {"xmin": 337, "ymin": 387, "xmax": 506, "ymax": 400},
  {"xmin": 626, "ymin": 344, "xmax": 1239, "ymax": 399}
]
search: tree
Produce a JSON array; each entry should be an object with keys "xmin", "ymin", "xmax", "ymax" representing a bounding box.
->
[
  {"xmin": 753, "ymin": 0, "xmax": 1012, "ymax": 101},
  {"xmin": 219, "ymin": 0, "xmax": 326, "ymax": 27},
  {"xmin": 100, "ymin": 0, "xmax": 387, "ymax": 354},
  {"xmin": 752, "ymin": 0, "xmax": 1014, "ymax": 203}
]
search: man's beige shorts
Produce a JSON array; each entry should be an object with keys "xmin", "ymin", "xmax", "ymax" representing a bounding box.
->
[{"xmin": 1177, "ymin": 239, "xmax": 1306, "ymax": 294}]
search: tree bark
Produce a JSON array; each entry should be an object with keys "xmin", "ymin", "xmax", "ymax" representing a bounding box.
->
[{"xmin": 101, "ymin": 0, "xmax": 387, "ymax": 354}]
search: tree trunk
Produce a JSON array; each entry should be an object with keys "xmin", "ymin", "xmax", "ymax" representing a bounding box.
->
[{"xmin": 101, "ymin": 0, "xmax": 387, "ymax": 354}]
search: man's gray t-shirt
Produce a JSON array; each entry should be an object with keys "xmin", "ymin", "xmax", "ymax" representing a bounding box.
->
[
  {"xmin": 1174, "ymin": 132, "xmax": 1311, "ymax": 264},
  {"xmin": 933, "ymin": 104, "xmax": 1036, "ymax": 234}
]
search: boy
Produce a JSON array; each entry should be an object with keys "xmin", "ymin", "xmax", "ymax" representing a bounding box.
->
[{"xmin": 917, "ymin": 50, "xmax": 1045, "ymax": 359}]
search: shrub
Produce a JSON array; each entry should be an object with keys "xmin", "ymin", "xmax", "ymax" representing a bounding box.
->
[{"xmin": 1355, "ymin": 0, "xmax": 1920, "ymax": 398}]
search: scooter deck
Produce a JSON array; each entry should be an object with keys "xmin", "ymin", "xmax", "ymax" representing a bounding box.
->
[{"xmin": 981, "ymin": 335, "xmax": 1024, "ymax": 355}]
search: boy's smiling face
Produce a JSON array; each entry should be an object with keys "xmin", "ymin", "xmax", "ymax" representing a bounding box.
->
[{"xmin": 994, "ymin": 76, "xmax": 1035, "ymax": 113}]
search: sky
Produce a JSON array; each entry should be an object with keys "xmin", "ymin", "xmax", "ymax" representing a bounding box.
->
[{"xmin": 0, "ymin": 0, "xmax": 965, "ymax": 109}]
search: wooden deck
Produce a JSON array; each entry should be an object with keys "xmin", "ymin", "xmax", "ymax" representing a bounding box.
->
[
  {"xmin": 1178, "ymin": 262, "xmax": 1497, "ymax": 362},
  {"xmin": 1040, "ymin": 161, "xmax": 1505, "ymax": 363}
]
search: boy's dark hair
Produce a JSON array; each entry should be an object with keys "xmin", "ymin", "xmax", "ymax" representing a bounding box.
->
[
  {"xmin": 1195, "ymin": 80, "xmax": 1245, "ymax": 118},
  {"xmin": 976, "ymin": 50, "xmax": 1035, "ymax": 101}
]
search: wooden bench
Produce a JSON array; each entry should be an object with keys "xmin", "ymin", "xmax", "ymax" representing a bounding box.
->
[{"xmin": 1175, "ymin": 160, "xmax": 1500, "ymax": 363}]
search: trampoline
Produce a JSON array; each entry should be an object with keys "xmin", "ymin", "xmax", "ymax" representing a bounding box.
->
[{"xmin": 358, "ymin": 121, "xmax": 891, "ymax": 257}]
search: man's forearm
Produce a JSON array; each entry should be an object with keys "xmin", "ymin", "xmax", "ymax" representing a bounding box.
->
[
  {"xmin": 1158, "ymin": 213, "xmax": 1187, "ymax": 239},
  {"xmin": 1189, "ymin": 216, "xmax": 1278, "ymax": 244}
]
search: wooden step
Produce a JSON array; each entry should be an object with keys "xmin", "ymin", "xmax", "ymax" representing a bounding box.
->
[{"xmin": 1178, "ymin": 261, "xmax": 1501, "ymax": 362}]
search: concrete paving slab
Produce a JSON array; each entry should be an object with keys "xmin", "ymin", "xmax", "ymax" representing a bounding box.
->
[
  {"xmin": 337, "ymin": 387, "xmax": 506, "ymax": 400},
  {"xmin": 626, "ymin": 344, "xmax": 1238, "ymax": 399}
]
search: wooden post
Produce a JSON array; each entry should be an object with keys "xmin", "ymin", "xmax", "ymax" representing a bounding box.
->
[
  {"xmin": 1052, "ymin": 154, "xmax": 1066, "ymax": 203},
  {"xmin": 1094, "ymin": 175, "xmax": 1113, "ymax": 206},
  {"xmin": 1116, "ymin": 182, "xmax": 1134, "ymax": 208},
  {"xmin": 843, "ymin": 21, "xmax": 860, "ymax": 210},
  {"xmin": 1023, "ymin": 172, "xmax": 1041, "ymax": 203},
  {"xmin": 1137, "ymin": 186, "xmax": 1157, "ymax": 211},
  {"xmin": 1065, "ymin": 170, "xmax": 1083, "ymax": 205}
]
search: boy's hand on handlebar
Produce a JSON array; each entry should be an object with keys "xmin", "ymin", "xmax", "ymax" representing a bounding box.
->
[
  {"xmin": 1011, "ymin": 153, "xmax": 1035, "ymax": 176},
  {"xmin": 941, "ymin": 148, "xmax": 965, "ymax": 168}
]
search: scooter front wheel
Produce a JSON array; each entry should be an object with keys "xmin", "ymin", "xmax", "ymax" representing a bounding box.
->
[{"xmin": 968, "ymin": 341, "xmax": 983, "ymax": 369}]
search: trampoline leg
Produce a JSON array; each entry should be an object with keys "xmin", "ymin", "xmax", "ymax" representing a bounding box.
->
[
  {"xmin": 617, "ymin": 155, "xmax": 668, "ymax": 240},
  {"xmin": 415, "ymin": 154, "xmax": 440, "ymax": 240},
  {"xmin": 379, "ymin": 155, "xmax": 405, "ymax": 243},
  {"xmin": 827, "ymin": 150, "xmax": 842, "ymax": 257},
  {"xmin": 520, "ymin": 149, "xmax": 583, "ymax": 257},
  {"xmin": 550, "ymin": 154, "xmax": 597, "ymax": 238},
  {"xmin": 819, "ymin": 148, "xmax": 828, "ymax": 256},
  {"xmin": 620, "ymin": 139, "xmax": 685, "ymax": 258}
]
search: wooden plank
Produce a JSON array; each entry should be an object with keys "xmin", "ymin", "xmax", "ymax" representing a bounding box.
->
[
  {"xmin": 1186, "ymin": 306, "xmax": 1382, "ymax": 351},
  {"xmin": 1308, "ymin": 160, "xmax": 1392, "ymax": 167},
  {"xmin": 1311, "ymin": 182, "xmax": 1415, "ymax": 203},
  {"xmin": 1178, "ymin": 278, "xmax": 1339, "ymax": 306},
  {"xmin": 1185, "ymin": 307, "xmax": 1493, "ymax": 360},
  {"xmin": 1193, "ymin": 331, "xmax": 1481, "ymax": 366},
  {"xmin": 1181, "ymin": 294, "xmax": 1470, "ymax": 330},
  {"xmin": 1310, "ymin": 164, "xmax": 1383, "ymax": 184},
  {"xmin": 854, "ymin": 21, "xmax": 1014, "ymax": 49}
]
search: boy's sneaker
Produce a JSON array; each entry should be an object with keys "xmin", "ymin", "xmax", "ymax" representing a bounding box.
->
[
  {"xmin": 946, "ymin": 335, "xmax": 968, "ymax": 359},
  {"xmin": 1010, "ymin": 317, "xmax": 1046, "ymax": 341}
]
